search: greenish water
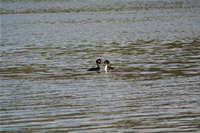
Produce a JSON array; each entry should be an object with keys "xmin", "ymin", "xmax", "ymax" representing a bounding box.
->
[{"xmin": 1, "ymin": 0, "xmax": 200, "ymax": 132}]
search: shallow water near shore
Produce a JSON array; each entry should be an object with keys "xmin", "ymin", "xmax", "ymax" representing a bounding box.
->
[{"xmin": 1, "ymin": 0, "xmax": 200, "ymax": 132}]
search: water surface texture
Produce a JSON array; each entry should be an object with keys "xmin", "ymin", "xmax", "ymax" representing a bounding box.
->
[{"xmin": 1, "ymin": 0, "xmax": 200, "ymax": 132}]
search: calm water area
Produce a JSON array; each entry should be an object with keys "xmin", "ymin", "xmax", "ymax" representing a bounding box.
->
[{"xmin": 1, "ymin": 0, "xmax": 200, "ymax": 132}]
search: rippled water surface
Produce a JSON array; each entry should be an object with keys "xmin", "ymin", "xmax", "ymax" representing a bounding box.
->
[{"xmin": 1, "ymin": 0, "xmax": 200, "ymax": 132}]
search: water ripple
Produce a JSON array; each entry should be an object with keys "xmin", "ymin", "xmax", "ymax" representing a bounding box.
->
[{"xmin": 1, "ymin": 0, "xmax": 200, "ymax": 132}]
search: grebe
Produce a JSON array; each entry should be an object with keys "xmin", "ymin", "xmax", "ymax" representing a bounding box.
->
[
  {"xmin": 87, "ymin": 59, "xmax": 102, "ymax": 71},
  {"xmin": 104, "ymin": 60, "xmax": 114, "ymax": 72}
]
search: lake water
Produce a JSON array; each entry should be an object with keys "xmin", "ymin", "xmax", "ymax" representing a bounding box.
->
[{"xmin": 1, "ymin": 0, "xmax": 200, "ymax": 132}]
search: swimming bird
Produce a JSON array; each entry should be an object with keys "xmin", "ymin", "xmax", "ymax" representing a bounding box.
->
[
  {"xmin": 104, "ymin": 60, "xmax": 114, "ymax": 72},
  {"xmin": 87, "ymin": 59, "xmax": 102, "ymax": 71}
]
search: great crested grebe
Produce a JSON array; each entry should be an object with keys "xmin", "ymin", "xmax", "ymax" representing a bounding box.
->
[
  {"xmin": 104, "ymin": 60, "xmax": 114, "ymax": 72},
  {"xmin": 87, "ymin": 59, "xmax": 102, "ymax": 71}
]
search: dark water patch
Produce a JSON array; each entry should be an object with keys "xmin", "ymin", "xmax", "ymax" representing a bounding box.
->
[
  {"xmin": 1, "ymin": 0, "xmax": 200, "ymax": 14},
  {"xmin": 1, "ymin": 40, "xmax": 200, "ymax": 81}
]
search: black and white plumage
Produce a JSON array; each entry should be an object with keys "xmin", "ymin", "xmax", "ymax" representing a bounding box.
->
[
  {"xmin": 87, "ymin": 59, "xmax": 102, "ymax": 71},
  {"xmin": 104, "ymin": 60, "xmax": 114, "ymax": 72}
]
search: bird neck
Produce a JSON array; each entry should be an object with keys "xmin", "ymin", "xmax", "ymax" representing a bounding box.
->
[
  {"xmin": 105, "ymin": 64, "xmax": 108, "ymax": 71},
  {"xmin": 96, "ymin": 63, "xmax": 100, "ymax": 68}
]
